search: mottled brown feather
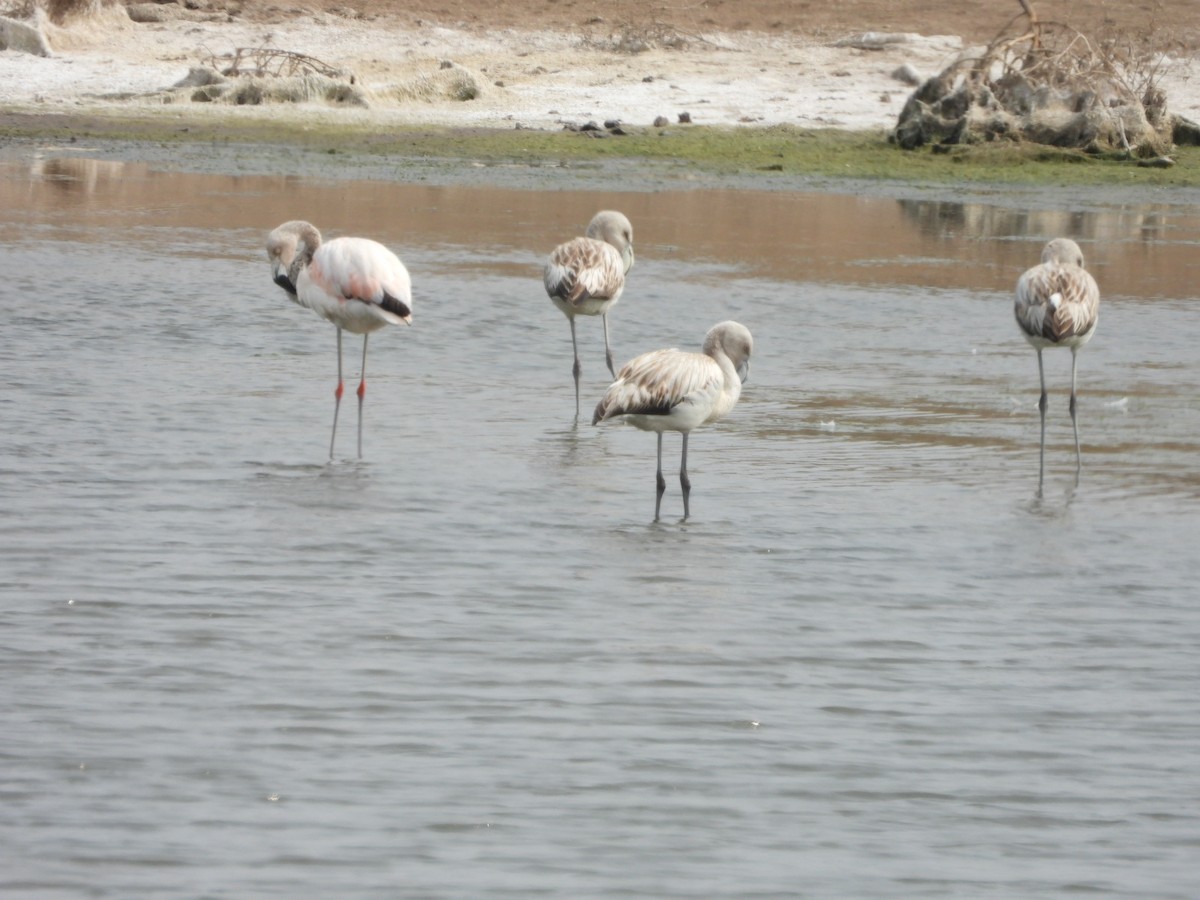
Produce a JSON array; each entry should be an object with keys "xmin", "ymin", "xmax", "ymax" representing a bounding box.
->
[
  {"xmin": 593, "ymin": 349, "xmax": 721, "ymax": 423},
  {"xmin": 544, "ymin": 237, "xmax": 625, "ymax": 308},
  {"xmin": 1015, "ymin": 260, "xmax": 1100, "ymax": 346}
]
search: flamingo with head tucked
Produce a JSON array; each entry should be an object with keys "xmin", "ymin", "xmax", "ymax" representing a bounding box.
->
[
  {"xmin": 593, "ymin": 321, "xmax": 753, "ymax": 521},
  {"xmin": 1014, "ymin": 237, "xmax": 1100, "ymax": 487},
  {"xmin": 266, "ymin": 220, "xmax": 412, "ymax": 459}
]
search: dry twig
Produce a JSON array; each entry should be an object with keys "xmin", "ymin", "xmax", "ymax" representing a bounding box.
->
[{"xmin": 201, "ymin": 44, "xmax": 348, "ymax": 80}]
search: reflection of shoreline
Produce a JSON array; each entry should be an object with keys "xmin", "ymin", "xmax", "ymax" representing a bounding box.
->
[
  {"xmin": 5, "ymin": 154, "xmax": 1198, "ymax": 299},
  {"xmin": 898, "ymin": 198, "xmax": 1167, "ymax": 245},
  {"xmin": 32, "ymin": 157, "xmax": 130, "ymax": 195},
  {"xmin": 896, "ymin": 197, "xmax": 1190, "ymax": 299}
]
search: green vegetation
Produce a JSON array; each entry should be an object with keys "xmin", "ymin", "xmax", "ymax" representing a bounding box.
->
[{"xmin": 2, "ymin": 110, "xmax": 1198, "ymax": 188}]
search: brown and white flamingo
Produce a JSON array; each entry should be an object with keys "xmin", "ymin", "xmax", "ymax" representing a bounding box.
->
[
  {"xmin": 1014, "ymin": 237, "xmax": 1100, "ymax": 487},
  {"xmin": 593, "ymin": 321, "xmax": 753, "ymax": 521},
  {"xmin": 543, "ymin": 210, "xmax": 635, "ymax": 417}
]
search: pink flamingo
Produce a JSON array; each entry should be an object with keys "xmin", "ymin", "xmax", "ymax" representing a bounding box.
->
[
  {"xmin": 266, "ymin": 220, "xmax": 412, "ymax": 459},
  {"xmin": 543, "ymin": 210, "xmax": 635, "ymax": 417}
]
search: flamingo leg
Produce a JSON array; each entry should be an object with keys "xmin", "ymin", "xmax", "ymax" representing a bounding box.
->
[
  {"xmin": 1070, "ymin": 346, "xmax": 1082, "ymax": 474},
  {"xmin": 1036, "ymin": 348, "xmax": 1047, "ymax": 495},
  {"xmin": 356, "ymin": 333, "xmax": 369, "ymax": 459},
  {"xmin": 602, "ymin": 313, "xmax": 616, "ymax": 378},
  {"xmin": 570, "ymin": 317, "xmax": 582, "ymax": 419},
  {"xmin": 654, "ymin": 432, "xmax": 666, "ymax": 522},
  {"xmin": 331, "ymin": 327, "xmax": 345, "ymax": 460},
  {"xmin": 680, "ymin": 433, "xmax": 691, "ymax": 519}
]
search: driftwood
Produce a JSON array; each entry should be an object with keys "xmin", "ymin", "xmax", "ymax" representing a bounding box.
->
[
  {"xmin": 891, "ymin": 0, "xmax": 1194, "ymax": 158},
  {"xmin": 202, "ymin": 45, "xmax": 352, "ymax": 82}
]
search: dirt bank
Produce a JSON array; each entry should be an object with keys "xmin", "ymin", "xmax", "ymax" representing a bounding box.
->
[{"xmin": 1, "ymin": 0, "xmax": 1196, "ymax": 135}]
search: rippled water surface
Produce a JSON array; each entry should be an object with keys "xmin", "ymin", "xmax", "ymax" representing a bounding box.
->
[{"xmin": 2, "ymin": 154, "xmax": 1199, "ymax": 897}]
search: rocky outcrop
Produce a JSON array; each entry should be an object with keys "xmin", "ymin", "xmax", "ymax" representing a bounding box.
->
[
  {"xmin": 891, "ymin": 17, "xmax": 1190, "ymax": 159},
  {"xmin": 892, "ymin": 71, "xmax": 1180, "ymax": 157},
  {"xmin": 0, "ymin": 13, "xmax": 53, "ymax": 56}
]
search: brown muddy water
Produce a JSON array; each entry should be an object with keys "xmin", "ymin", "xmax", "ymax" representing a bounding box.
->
[{"xmin": 1, "ymin": 151, "xmax": 1199, "ymax": 898}]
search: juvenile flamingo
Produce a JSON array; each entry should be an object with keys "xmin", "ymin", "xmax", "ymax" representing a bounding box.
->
[
  {"xmin": 593, "ymin": 321, "xmax": 753, "ymax": 521},
  {"xmin": 543, "ymin": 210, "xmax": 635, "ymax": 416},
  {"xmin": 266, "ymin": 220, "xmax": 412, "ymax": 459},
  {"xmin": 1014, "ymin": 237, "xmax": 1100, "ymax": 487}
]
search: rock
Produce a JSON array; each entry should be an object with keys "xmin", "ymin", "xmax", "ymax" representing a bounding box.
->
[
  {"xmin": 892, "ymin": 24, "xmax": 1177, "ymax": 158},
  {"xmin": 653, "ymin": 115, "xmax": 669, "ymax": 127},
  {"xmin": 894, "ymin": 68, "xmax": 1168, "ymax": 156},
  {"xmin": 833, "ymin": 32, "xmax": 920, "ymax": 50},
  {"xmin": 603, "ymin": 118, "xmax": 621, "ymax": 129},
  {"xmin": 1171, "ymin": 114, "xmax": 1200, "ymax": 146},
  {"xmin": 677, "ymin": 111, "xmax": 691, "ymax": 123},
  {"xmin": 892, "ymin": 101, "xmax": 930, "ymax": 149},
  {"xmin": 891, "ymin": 63, "xmax": 922, "ymax": 86},
  {"xmin": 127, "ymin": 2, "xmax": 190, "ymax": 22},
  {"xmin": 174, "ymin": 67, "xmax": 226, "ymax": 88},
  {"xmin": 0, "ymin": 13, "xmax": 52, "ymax": 55}
]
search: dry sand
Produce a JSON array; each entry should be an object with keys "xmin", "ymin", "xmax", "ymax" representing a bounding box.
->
[{"xmin": 0, "ymin": 5, "xmax": 1198, "ymax": 135}]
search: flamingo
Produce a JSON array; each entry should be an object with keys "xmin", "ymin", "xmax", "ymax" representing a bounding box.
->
[
  {"xmin": 1014, "ymin": 237, "xmax": 1100, "ymax": 488},
  {"xmin": 543, "ymin": 210, "xmax": 635, "ymax": 417},
  {"xmin": 266, "ymin": 220, "xmax": 412, "ymax": 460},
  {"xmin": 593, "ymin": 321, "xmax": 753, "ymax": 521}
]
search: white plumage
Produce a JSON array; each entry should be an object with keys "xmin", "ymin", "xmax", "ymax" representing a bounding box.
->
[
  {"xmin": 266, "ymin": 219, "xmax": 412, "ymax": 459},
  {"xmin": 543, "ymin": 210, "xmax": 635, "ymax": 416},
  {"xmin": 594, "ymin": 321, "xmax": 753, "ymax": 520},
  {"xmin": 1013, "ymin": 237, "xmax": 1100, "ymax": 487}
]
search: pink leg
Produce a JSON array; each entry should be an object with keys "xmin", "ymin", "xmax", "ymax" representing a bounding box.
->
[
  {"xmin": 356, "ymin": 334, "xmax": 369, "ymax": 459},
  {"xmin": 330, "ymin": 327, "xmax": 344, "ymax": 460}
]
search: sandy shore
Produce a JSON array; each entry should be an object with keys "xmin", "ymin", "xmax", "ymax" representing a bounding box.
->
[{"xmin": 4, "ymin": 9, "xmax": 1198, "ymax": 136}]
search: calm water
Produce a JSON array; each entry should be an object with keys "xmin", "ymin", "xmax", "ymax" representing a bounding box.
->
[{"xmin": 1, "ymin": 154, "xmax": 1199, "ymax": 898}]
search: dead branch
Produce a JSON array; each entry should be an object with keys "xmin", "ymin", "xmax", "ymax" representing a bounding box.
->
[{"xmin": 200, "ymin": 44, "xmax": 348, "ymax": 80}]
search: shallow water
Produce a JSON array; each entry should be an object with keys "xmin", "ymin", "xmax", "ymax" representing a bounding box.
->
[{"xmin": 1, "ymin": 154, "xmax": 1198, "ymax": 898}]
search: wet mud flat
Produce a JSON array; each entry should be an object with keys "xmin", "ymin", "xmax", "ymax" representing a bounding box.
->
[{"xmin": 4, "ymin": 108, "xmax": 1200, "ymax": 202}]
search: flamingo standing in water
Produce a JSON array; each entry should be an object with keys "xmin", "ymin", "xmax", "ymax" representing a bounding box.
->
[
  {"xmin": 543, "ymin": 210, "xmax": 635, "ymax": 417},
  {"xmin": 593, "ymin": 321, "xmax": 753, "ymax": 521},
  {"xmin": 266, "ymin": 220, "xmax": 412, "ymax": 459},
  {"xmin": 1014, "ymin": 237, "xmax": 1100, "ymax": 488}
]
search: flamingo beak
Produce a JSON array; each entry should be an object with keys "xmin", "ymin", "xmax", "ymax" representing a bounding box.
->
[{"xmin": 272, "ymin": 260, "xmax": 296, "ymax": 295}]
